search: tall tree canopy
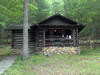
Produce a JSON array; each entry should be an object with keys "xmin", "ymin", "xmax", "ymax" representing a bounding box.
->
[{"xmin": 0, "ymin": 0, "xmax": 100, "ymax": 36}]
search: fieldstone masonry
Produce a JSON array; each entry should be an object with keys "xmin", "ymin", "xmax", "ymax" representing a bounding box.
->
[
  {"xmin": 11, "ymin": 48, "xmax": 35, "ymax": 55},
  {"xmin": 11, "ymin": 49, "xmax": 22, "ymax": 55},
  {"xmin": 42, "ymin": 47, "xmax": 80, "ymax": 56},
  {"xmin": 11, "ymin": 47, "xmax": 80, "ymax": 56}
]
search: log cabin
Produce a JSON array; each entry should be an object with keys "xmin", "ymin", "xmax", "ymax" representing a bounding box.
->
[{"xmin": 8, "ymin": 14, "xmax": 85, "ymax": 55}]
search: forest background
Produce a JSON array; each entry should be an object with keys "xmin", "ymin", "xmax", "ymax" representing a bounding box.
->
[{"xmin": 0, "ymin": 0, "xmax": 100, "ymax": 47}]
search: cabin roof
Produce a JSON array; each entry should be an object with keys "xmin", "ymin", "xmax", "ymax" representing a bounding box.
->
[
  {"xmin": 31, "ymin": 14, "xmax": 85, "ymax": 26},
  {"xmin": 37, "ymin": 14, "xmax": 78, "ymax": 25},
  {"xmin": 31, "ymin": 14, "xmax": 85, "ymax": 32},
  {"xmin": 7, "ymin": 14, "xmax": 85, "ymax": 31}
]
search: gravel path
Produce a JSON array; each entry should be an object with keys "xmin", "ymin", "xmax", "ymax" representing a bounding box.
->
[{"xmin": 0, "ymin": 56, "xmax": 17, "ymax": 75}]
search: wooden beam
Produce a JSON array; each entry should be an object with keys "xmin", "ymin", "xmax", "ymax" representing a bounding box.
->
[{"xmin": 40, "ymin": 26, "xmax": 75, "ymax": 30}]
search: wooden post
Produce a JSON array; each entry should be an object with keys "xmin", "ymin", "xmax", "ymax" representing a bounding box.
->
[
  {"xmin": 43, "ymin": 29, "xmax": 45, "ymax": 46},
  {"xmin": 72, "ymin": 29, "xmax": 76, "ymax": 46},
  {"xmin": 71, "ymin": 29, "xmax": 73, "ymax": 40},
  {"xmin": 62, "ymin": 30, "xmax": 65, "ymax": 46},
  {"xmin": 35, "ymin": 30, "xmax": 38, "ymax": 47},
  {"xmin": 76, "ymin": 29, "xmax": 79, "ymax": 46},
  {"xmin": 50, "ymin": 29, "xmax": 53, "ymax": 46},
  {"xmin": 11, "ymin": 30, "xmax": 14, "ymax": 49}
]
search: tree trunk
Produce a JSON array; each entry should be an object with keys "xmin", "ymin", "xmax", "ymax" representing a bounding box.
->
[
  {"xmin": 63, "ymin": 0, "xmax": 67, "ymax": 17},
  {"xmin": 22, "ymin": 0, "xmax": 29, "ymax": 60},
  {"xmin": 92, "ymin": 18, "xmax": 95, "ymax": 48},
  {"xmin": 29, "ymin": 0, "xmax": 33, "ymax": 15},
  {"xmin": 1, "ymin": 27, "xmax": 4, "ymax": 45},
  {"xmin": 29, "ymin": 0, "xmax": 33, "ymax": 23},
  {"xmin": 6, "ymin": 31, "xmax": 9, "ymax": 44},
  {"xmin": 89, "ymin": 37, "xmax": 92, "ymax": 50}
]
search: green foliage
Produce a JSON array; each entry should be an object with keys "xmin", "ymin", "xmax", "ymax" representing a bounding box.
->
[
  {"xmin": 0, "ymin": 45, "xmax": 11, "ymax": 55},
  {"xmin": 0, "ymin": 22, "xmax": 6, "ymax": 27},
  {"xmin": 0, "ymin": 0, "xmax": 100, "ymax": 36},
  {"xmin": 0, "ymin": 0, "xmax": 37, "ymax": 26},
  {"xmin": 29, "ymin": 0, "xmax": 51, "ymax": 24},
  {"xmin": 81, "ymin": 46, "xmax": 100, "ymax": 56}
]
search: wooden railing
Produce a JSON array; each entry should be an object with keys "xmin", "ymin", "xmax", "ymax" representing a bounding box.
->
[{"xmin": 45, "ymin": 38, "xmax": 72, "ymax": 46}]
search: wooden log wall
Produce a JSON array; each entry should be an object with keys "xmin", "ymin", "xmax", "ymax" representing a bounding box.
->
[
  {"xmin": 12, "ymin": 30, "xmax": 35, "ymax": 49},
  {"xmin": 36, "ymin": 28, "xmax": 44, "ymax": 47},
  {"xmin": 36, "ymin": 28, "xmax": 78, "ymax": 47},
  {"xmin": 72, "ymin": 28, "xmax": 78, "ymax": 46}
]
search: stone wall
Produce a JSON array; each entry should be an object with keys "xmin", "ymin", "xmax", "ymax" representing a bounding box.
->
[
  {"xmin": 11, "ymin": 49, "xmax": 22, "ymax": 55},
  {"xmin": 11, "ymin": 47, "xmax": 80, "ymax": 56},
  {"xmin": 42, "ymin": 47, "xmax": 80, "ymax": 56},
  {"xmin": 11, "ymin": 48, "xmax": 36, "ymax": 56}
]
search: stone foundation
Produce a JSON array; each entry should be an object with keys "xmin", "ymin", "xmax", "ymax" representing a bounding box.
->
[
  {"xmin": 11, "ymin": 49, "xmax": 22, "ymax": 55},
  {"xmin": 11, "ymin": 47, "xmax": 80, "ymax": 56},
  {"xmin": 11, "ymin": 48, "xmax": 36, "ymax": 56},
  {"xmin": 42, "ymin": 47, "xmax": 80, "ymax": 56}
]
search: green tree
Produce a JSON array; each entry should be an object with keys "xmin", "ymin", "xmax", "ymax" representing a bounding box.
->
[{"xmin": 30, "ymin": 0, "xmax": 51, "ymax": 23}]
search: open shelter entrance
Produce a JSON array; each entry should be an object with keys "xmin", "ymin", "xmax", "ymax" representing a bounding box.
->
[{"xmin": 45, "ymin": 29, "xmax": 72, "ymax": 46}]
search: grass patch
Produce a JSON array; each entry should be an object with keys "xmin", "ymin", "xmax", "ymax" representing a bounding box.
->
[
  {"xmin": 0, "ymin": 45, "xmax": 11, "ymax": 56},
  {"xmin": 2, "ymin": 47, "xmax": 100, "ymax": 75},
  {"xmin": 81, "ymin": 46, "xmax": 100, "ymax": 56}
]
